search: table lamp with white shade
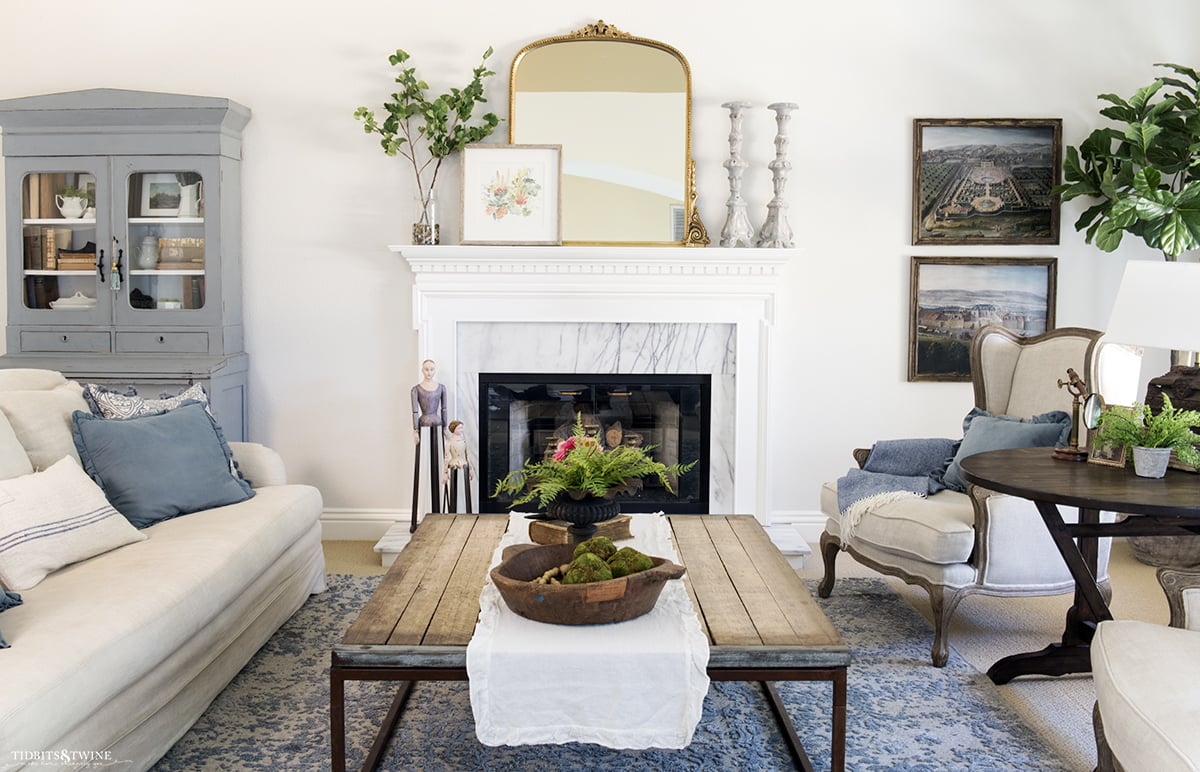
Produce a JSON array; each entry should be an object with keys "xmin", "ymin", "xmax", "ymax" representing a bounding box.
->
[{"xmin": 1104, "ymin": 259, "xmax": 1200, "ymax": 410}]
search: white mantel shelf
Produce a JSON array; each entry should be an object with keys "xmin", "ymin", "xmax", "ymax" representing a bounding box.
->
[
  {"xmin": 392, "ymin": 243, "xmax": 798, "ymax": 518},
  {"xmin": 393, "ymin": 244, "xmax": 796, "ymax": 277}
]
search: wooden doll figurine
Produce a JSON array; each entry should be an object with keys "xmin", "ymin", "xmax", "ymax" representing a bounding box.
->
[{"xmin": 410, "ymin": 359, "xmax": 448, "ymax": 530}]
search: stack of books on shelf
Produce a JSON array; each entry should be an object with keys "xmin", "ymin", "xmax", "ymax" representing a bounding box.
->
[
  {"xmin": 157, "ymin": 237, "xmax": 204, "ymax": 270},
  {"xmin": 23, "ymin": 226, "xmax": 62, "ymax": 269},
  {"xmin": 56, "ymin": 248, "xmax": 97, "ymax": 271}
]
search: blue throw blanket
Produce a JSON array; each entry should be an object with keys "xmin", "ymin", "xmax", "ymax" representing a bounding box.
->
[{"xmin": 835, "ymin": 438, "xmax": 958, "ymax": 541}]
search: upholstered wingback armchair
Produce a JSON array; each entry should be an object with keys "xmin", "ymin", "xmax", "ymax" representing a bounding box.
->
[
  {"xmin": 818, "ymin": 326, "xmax": 1143, "ymax": 666},
  {"xmin": 1092, "ymin": 568, "xmax": 1200, "ymax": 771}
]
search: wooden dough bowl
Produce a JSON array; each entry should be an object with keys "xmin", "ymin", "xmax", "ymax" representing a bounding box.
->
[{"xmin": 490, "ymin": 543, "xmax": 686, "ymax": 625}]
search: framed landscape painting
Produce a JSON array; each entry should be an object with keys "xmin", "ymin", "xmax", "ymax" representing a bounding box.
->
[
  {"xmin": 460, "ymin": 144, "xmax": 562, "ymax": 245},
  {"xmin": 908, "ymin": 257, "xmax": 1057, "ymax": 382},
  {"xmin": 912, "ymin": 118, "xmax": 1062, "ymax": 246}
]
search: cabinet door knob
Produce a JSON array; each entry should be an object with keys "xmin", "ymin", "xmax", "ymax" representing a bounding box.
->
[{"xmin": 158, "ymin": 335, "xmax": 165, "ymax": 343}]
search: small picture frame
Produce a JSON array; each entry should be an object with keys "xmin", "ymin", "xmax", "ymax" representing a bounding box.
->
[
  {"xmin": 140, "ymin": 173, "xmax": 182, "ymax": 216},
  {"xmin": 1087, "ymin": 440, "xmax": 1127, "ymax": 468},
  {"xmin": 912, "ymin": 118, "xmax": 1062, "ymax": 246},
  {"xmin": 461, "ymin": 144, "xmax": 562, "ymax": 245}
]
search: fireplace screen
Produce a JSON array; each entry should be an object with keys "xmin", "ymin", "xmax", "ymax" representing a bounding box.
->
[{"xmin": 479, "ymin": 374, "xmax": 710, "ymax": 514}]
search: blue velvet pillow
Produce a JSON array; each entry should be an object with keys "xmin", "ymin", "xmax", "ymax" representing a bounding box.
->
[
  {"xmin": 939, "ymin": 407, "xmax": 1072, "ymax": 492},
  {"xmin": 0, "ymin": 588, "xmax": 21, "ymax": 649},
  {"xmin": 71, "ymin": 402, "xmax": 254, "ymax": 528}
]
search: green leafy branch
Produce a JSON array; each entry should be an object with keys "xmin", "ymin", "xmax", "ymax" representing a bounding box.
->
[
  {"xmin": 1054, "ymin": 62, "xmax": 1200, "ymax": 257},
  {"xmin": 353, "ymin": 47, "xmax": 501, "ymax": 222}
]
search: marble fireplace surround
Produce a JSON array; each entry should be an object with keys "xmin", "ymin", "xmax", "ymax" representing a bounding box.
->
[{"xmin": 394, "ymin": 245, "xmax": 795, "ymax": 519}]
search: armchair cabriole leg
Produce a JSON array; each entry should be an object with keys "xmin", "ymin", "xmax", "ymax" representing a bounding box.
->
[
  {"xmin": 929, "ymin": 587, "xmax": 965, "ymax": 668},
  {"xmin": 818, "ymin": 531, "xmax": 840, "ymax": 598}
]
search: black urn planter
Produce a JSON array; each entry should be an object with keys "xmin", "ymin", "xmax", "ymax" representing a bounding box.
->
[{"xmin": 546, "ymin": 494, "xmax": 619, "ymax": 542}]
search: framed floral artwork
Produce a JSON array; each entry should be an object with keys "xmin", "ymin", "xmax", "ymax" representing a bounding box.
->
[
  {"xmin": 460, "ymin": 144, "xmax": 562, "ymax": 245},
  {"xmin": 912, "ymin": 118, "xmax": 1062, "ymax": 246}
]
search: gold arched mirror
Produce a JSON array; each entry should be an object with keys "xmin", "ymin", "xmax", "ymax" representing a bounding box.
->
[{"xmin": 509, "ymin": 20, "xmax": 708, "ymax": 246}]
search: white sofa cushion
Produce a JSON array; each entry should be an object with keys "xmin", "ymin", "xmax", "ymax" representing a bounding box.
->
[
  {"xmin": 0, "ymin": 457, "xmax": 146, "ymax": 591},
  {"xmin": 0, "ymin": 483, "xmax": 323, "ymax": 755},
  {"xmin": 1093, "ymin": 619, "xmax": 1200, "ymax": 770},
  {"xmin": 0, "ymin": 381, "xmax": 88, "ymax": 470},
  {"xmin": 820, "ymin": 480, "xmax": 975, "ymax": 564},
  {"xmin": 0, "ymin": 409, "xmax": 33, "ymax": 481}
]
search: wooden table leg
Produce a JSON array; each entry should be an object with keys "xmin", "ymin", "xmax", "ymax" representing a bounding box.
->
[{"xmin": 988, "ymin": 503, "xmax": 1111, "ymax": 684}]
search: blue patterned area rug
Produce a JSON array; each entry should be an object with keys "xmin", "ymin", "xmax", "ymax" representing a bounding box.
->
[{"xmin": 153, "ymin": 575, "xmax": 1070, "ymax": 771}]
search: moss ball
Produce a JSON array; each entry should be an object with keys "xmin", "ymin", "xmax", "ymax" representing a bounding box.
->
[
  {"xmin": 572, "ymin": 535, "xmax": 617, "ymax": 562},
  {"xmin": 607, "ymin": 547, "xmax": 653, "ymax": 578},
  {"xmin": 562, "ymin": 552, "xmax": 614, "ymax": 584}
]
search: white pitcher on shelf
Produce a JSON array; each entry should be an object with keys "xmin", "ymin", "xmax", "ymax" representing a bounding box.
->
[
  {"xmin": 178, "ymin": 181, "xmax": 203, "ymax": 217},
  {"xmin": 55, "ymin": 194, "xmax": 86, "ymax": 219}
]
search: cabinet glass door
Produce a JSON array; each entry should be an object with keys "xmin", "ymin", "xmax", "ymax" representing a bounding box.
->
[
  {"xmin": 115, "ymin": 157, "xmax": 218, "ymax": 325},
  {"xmin": 8, "ymin": 158, "xmax": 112, "ymax": 326}
]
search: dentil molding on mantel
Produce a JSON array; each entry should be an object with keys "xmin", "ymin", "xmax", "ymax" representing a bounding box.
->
[{"xmin": 393, "ymin": 245, "xmax": 798, "ymax": 277}]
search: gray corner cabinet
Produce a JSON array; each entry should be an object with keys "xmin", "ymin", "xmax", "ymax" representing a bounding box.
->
[{"xmin": 0, "ymin": 89, "xmax": 251, "ymax": 439}]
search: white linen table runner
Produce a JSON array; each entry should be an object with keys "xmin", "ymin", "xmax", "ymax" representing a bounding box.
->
[{"xmin": 466, "ymin": 512, "xmax": 711, "ymax": 748}]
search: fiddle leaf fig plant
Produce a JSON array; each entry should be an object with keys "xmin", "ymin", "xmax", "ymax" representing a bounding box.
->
[
  {"xmin": 1053, "ymin": 62, "xmax": 1200, "ymax": 258},
  {"xmin": 354, "ymin": 47, "xmax": 501, "ymax": 231}
]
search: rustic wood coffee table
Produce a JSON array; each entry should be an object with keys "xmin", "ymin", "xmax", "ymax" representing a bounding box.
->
[{"xmin": 331, "ymin": 514, "xmax": 849, "ymax": 771}]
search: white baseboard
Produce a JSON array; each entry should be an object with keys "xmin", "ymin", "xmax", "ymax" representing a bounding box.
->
[
  {"xmin": 765, "ymin": 510, "xmax": 827, "ymax": 544},
  {"xmin": 319, "ymin": 509, "xmax": 405, "ymax": 541}
]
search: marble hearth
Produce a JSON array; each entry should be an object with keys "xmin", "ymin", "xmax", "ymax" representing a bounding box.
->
[{"xmin": 394, "ymin": 245, "xmax": 795, "ymax": 519}]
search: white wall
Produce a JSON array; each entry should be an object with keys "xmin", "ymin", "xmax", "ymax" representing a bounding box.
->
[{"xmin": 0, "ymin": 1, "xmax": 1194, "ymax": 535}]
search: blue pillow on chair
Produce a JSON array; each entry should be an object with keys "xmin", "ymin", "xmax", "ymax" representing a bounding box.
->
[
  {"xmin": 71, "ymin": 401, "xmax": 253, "ymax": 528},
  {"xmin": 939, "ymin": 408, "xmax": 1072, "ymax": 492}
]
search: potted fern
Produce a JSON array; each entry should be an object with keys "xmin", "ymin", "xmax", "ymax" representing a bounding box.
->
[
  {"xmin": 492, "ymin": 413, "xmax": 696, "ymax": 538},
  {"xmin": 1093, "ymin": 394, "xmax": 1200, "ymax": 477},
  {"xmin": 354, "ymin": 47, "xmax": 500, "ymax": 244}
]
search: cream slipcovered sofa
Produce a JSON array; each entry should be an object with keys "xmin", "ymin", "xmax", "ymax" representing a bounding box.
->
[{"xmin": 0, "ymin": 369, "xmax": 325, "ymax": 771}]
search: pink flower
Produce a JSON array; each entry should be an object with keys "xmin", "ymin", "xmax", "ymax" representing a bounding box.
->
[{"xmin": 553, "ymin": 437, "xmax": 576, "ymax": 461}]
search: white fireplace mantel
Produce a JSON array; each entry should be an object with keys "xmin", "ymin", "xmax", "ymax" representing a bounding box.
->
[{"xmin": 392, "ymin": 244, "xmax": 797, "ymax": 518}]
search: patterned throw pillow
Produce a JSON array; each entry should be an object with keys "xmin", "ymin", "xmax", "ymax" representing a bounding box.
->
[
  {"xmin": 82, "ymin": 382, "xmax": 211, "ymax": 420},
  {"xmin": 0, "ymin": 456, "xmax": 146, "ymax": 591}
]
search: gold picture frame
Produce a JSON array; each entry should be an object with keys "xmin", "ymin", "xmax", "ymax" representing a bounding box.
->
[
  {"xmin": 1087, "ymin": 440, "xmax": 1127, "ymax": 468},
  {"xmin": 912, "ymin": 118, "xmax": 1062, "ymax": 246}
]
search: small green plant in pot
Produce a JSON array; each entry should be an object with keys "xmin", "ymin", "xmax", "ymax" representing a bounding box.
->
[
  {"xmin": 1093, "ymin": 394, "xmax": 1200, "ymax": 477},
  {"xmin": 354, "ymin": 47, "xmax": 500, "ymax": 245}
]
